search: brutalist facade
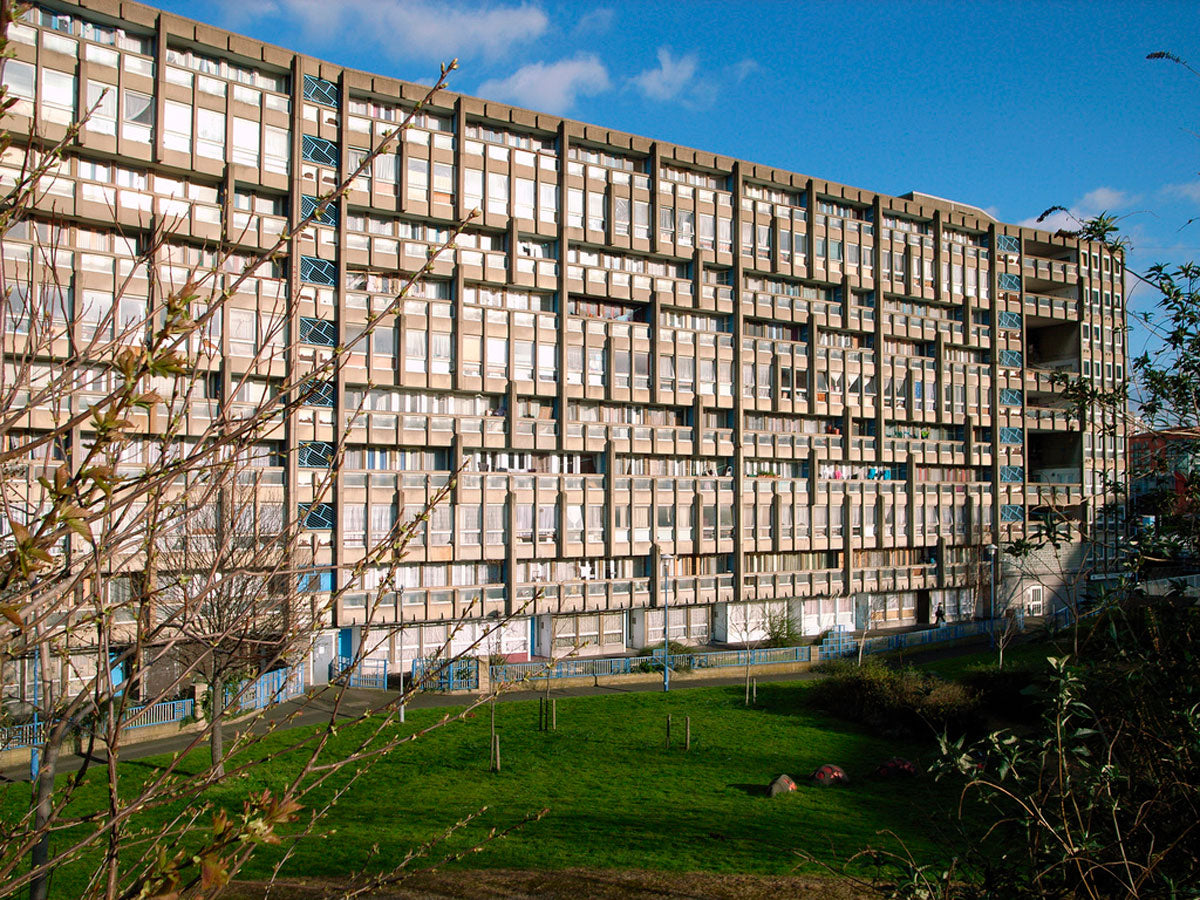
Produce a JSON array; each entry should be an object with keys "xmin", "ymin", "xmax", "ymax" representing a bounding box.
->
[{"xmin": 1, "ymin": 0, "xmax": 1127, "ymax": 682}]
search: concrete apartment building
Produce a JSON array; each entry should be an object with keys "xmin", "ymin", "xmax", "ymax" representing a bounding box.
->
[{"xmin": 0, "ymin": 0, "xmax": 1127, "ymax": 687}]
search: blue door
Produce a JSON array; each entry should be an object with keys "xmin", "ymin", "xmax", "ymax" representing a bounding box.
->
[
  {"xmin": 109, "ymin": 653, "xmax": 127, "ymax": 694},
  {"xmin": 338, "ymin": 628, "xmax": 354, "ymax": 659}
]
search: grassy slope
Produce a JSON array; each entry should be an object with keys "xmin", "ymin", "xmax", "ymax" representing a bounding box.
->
[
  {"xmin": 917, "ymin": 636, "xmax": 1067, "ymax": 680},
  {"xmin": 27, "ymin": 681, "xmax": 971, "ymax": 897}
]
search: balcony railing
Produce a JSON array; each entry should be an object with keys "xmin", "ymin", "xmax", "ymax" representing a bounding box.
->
[{"xmin": 1029, "ymin": 467, "xmax": 1081, "ymax": 484}]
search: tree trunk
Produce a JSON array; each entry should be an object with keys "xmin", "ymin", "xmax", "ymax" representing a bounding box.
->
[
  {"xmin": 210, "ymin": 677, "xmax": 226, "ymax": 778},
  {"xmin": 29, "ymin": 725, "xmax": 63, "ymax": 900}
]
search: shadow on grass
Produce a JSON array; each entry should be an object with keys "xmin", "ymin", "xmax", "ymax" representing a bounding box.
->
[
  {"xmin": 729, "ymin": 782, "xmax": 768, "ymax": 797},
  {"xmin": 726, "ymin": 682, "xmax": 832, "ymax": 721}
]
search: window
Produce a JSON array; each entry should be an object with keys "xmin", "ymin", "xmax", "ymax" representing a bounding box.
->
[
  {"xmin": 263, "ymin": 125, "xmax": 290, "ymax": 174},
  {"xmin": 540, "ymin": 182, "xmax": 558, "ymax": 223},
  {"xmin": 85, "ymin": 80, "xmax": 116, "ymax": 135},
  {"xmin": 460, "ymin": 506, "xmax": 481, "ymax": 545},
  {"xmin": 405, "ymin": 329, "xmax": 426, "ymax": 373},
  {"xmin": 515, "ymin": 177, "xmax": 535, "ymax": 219},
  {"xmin": 373, "ymin": 324, "xmax": 397, "ymax": 358},
  {"xmin": 2, "ymin": 60, "xmax": 34, "ymax": 116},
  {"xmin": 163, "ymin": 100, "xmax": 192, "ymax": 153},
  {"xmin": 196, "ymin": 108, "xmax": 225, "ymax": 159},
  {"xmin": 78, "ymin": 290, "xmax": 113, "ymax": 339},
  {"xmin": 232, "ymin": 117, "xmax": 259, "ymax": 167},
  {"xmin": 677, "ymin": 209, "xmax": 694, "ymax": 245},
  {"xmin": 433, "ymin": 163, "xmax": 454, "ymax": 202},
  {"xmin": 373, "ymin": 151, "xmax": 398, "ymax": 185},
  {"xmin": 122, "ymin": 89, "xmax": 153, "ymax": 142},
  {"xmin": 40, "ymin": 68, "xmax": 76, "ymax": 124},
  {"xmin": 464, "ymin": 169, "xmax": 483, "ymax": 210},
  {"xmin": 485, "ymin": 504, "xmax": 506, "ymax": 545},
  {"xmin": 613, "ymin": 196, "xmax": 631, "ymax": 236},
  {"xmin": 430, "ymin": 331, "xmax": 452, "ymax": 374},
  {"xmin": 487, "ymin": 171, "xmax": 508, "ymax": 214},
  {"xmin": 407, "ymin": 157, "xmax": 429, "ymax": 202}
]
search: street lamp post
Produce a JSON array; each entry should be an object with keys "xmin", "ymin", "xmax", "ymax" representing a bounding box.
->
[
  {"xmin": 30, "ymin": 642, "xmax": 40, "ymax": 780},
  {"xmin": 661, "ymin": 552, "xmax": 674, "ymax": 692},
  {"xmin": 986, "ymin": 544, "xmax": 998, "ymax": 646}
]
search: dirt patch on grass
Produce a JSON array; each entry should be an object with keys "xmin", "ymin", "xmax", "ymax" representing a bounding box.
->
[{"xmin": 228, "ymin": 868, "xmax": 874, "ymax": 899}]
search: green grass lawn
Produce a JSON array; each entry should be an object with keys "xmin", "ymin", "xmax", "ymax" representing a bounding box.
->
[
  {"xmin": 917, "ymin": 634, "xmax": 1069, "ymax": 681},
  {"xmin": 22, "ymin": 681, "xmax": 972, "ymax": 897}
]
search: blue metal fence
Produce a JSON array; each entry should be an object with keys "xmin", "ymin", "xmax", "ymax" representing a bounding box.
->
[
  {"xmin": 1, "ymin": 697, "xmax": 195, "ymax": 751},
  {"xmin": 816, "ymin": 625, "xmax": 857, "ymax": 660},
  {"xmin": 489, "ymin": 617, "xmax": 1020, "ymax": 687},
  {"xmin": 411, "ymin": 657, "xmax": 478, "ymax": 691},
  {"xmin": 331, "ymin": 655, "xmax": 389, "ymax": 690},
  {"xmin": 0, "ymin": 720, "xmax": 44, "ymax": 751},
  {"xmin": 225, "ymin": 665, "xmax": 306, "ymax": 714},
  {"xmin": 856, "ymin": 620, "xmax": 993, "ymax": 656},
  {"xmin": 490, "ymin": 643, "xmax": 814, "ymax": 685},
  {"xmin": 122, "ymin": 698, "xmax": 194, "ymax": 730}
]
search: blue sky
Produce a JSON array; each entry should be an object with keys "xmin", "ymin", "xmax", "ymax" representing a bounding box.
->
[{"xmin": 159, "ymin": 0, "xmax": 1200, "ymax": 357}]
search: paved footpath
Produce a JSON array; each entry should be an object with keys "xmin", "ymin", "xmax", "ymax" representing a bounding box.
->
[{"xmin": 2, "ymin": 635, "xmax": 994, "ymax": 783}]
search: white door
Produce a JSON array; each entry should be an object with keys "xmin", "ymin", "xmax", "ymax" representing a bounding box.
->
[{"xmin": 1026, "ymin": 586, "xmax": 1044, "ymax": 616}]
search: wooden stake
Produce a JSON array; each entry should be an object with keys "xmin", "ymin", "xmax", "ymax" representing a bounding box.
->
[
  {"xmin": 685, "ymin": 715, "xmax": 691, "ymax": 751},
  {"xmin": 551, "ymin": 697, "xmax": 557, "ymax": 731},
  {"xmin": 753, "ymin": 678, "xmax": 757, "ymax": 704},
  {"xmin": 666, "ymin": 714, "xmax": 672, "ymax": 749},
  {"xmin": 492, "ymin": 733, "xmax": 500, "ymax": 772}
]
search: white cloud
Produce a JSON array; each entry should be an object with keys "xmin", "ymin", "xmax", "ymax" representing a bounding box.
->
[
  {"xmin": 1077, "ymin": 187, "xmax": 1133, "ymax": 214},
  {"xmin": 212, "ymin": 0, "xmax": 282, "ymax": 29},
  {"xmin": 729, "ymin": 58, "xmax": 761, "ymax": 84},
  {"xmin": 1019, "ymin": 209, "xmax": 1078, "ymax": 232},
  {"xmin": 1160, "ymin": 181, "xmax": 1200, "ymax": 204},
  {"xmin": 631, "ymin": 48, "xmax": 698, "ymax": 102},
  {"xmin": 571, "ymin": 8, "xmax": 614, "ymax": 37},
  {"xmin": 1018, "ymin": 185, "xmax": 1135, "ymax": 231},
  {"xmin": 218, "ymin": 0, "xmax": 549, "ymax": 62},
  {"xmin": 478, "ymin": 55, "xmax": 610, "ymax": 113}
]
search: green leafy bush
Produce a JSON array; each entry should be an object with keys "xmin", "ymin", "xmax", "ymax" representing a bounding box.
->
[
  {"xmin": 764, "ymin": 612, "xmax": 804, "ymax": 648},
  {"xmin": 634, "ymin": 641, "xmax": 695, "ymax": 672},
  {"xmin": 956, "ymin": 666, "xmax": 1041, "ymax": 725},
  {"xmin": 809, "ymin": 660, "xmax": 980, "ymax": 737}
]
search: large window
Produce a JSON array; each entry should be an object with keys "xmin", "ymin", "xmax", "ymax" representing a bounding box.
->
[
  {"xmin": 85, "ymin": 80, "xmax": 116, "ymax": 134},
  {"xmin": 2, "ymin": 60, "xmax": 34, "ymax": 116},
  {"xmin": 487, "ymin": 171, "xmax": 508, "ymax": 215},
  {"xmin": 231, "ymin": 117, "xmax": 259, "ymax": 167},
  {"xmin": 263, "ymin": 125, "xmax": 289, "ymax": 175},
  {"xmin": 163, "ymin": 100, "xmax": 192, "ymax": 152},
  {"xmin": 122, "ymin": 89, "xmax": 153, "ymax": 142},
  {"xmin": 406, "ymin": 157, "xmax": 428, "ymax": 202},
  {"xmin": 40, "ymin": 68, "xmax": 76, "ymax": 124},
  {"xmin": 195, "ymin": 108, "xmax": 225, "ymax": 159}
]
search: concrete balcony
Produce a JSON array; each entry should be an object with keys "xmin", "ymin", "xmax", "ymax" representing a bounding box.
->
[
  {"xmin": 1025, "ymin": 406, "xmax": 1081, "ymax": 431},
  {"xmin": 1029, "ymin": 466, "xmax": 1082, "ymax": 484},
  {"xmin": 1022, "ymin": 256, "xmax": 1078, "ymax": 288},
  {"xmin": 1024, "ymin": 292, "xmax": 1080, "ymax": 321}
]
